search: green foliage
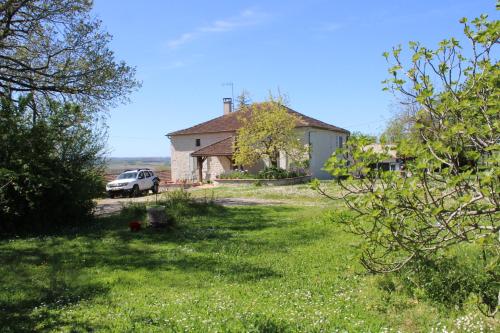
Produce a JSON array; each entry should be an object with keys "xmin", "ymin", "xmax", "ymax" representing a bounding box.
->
[
  {"xmin": 0, "ymin": 0, "xmax": 138, "ymax": 234},
  {"xmin": 233, "ymin": 91, "xmax": 309, "ymax": 168},
  {"xmin": 163, "ymin": 188, "xmax": 192, "ymax": 204},
  {"xmin": 257, "ymin": 166, "xmax": 289, "ymax": 179},
  {"xmin": 402, "ymin": 252, "xmax": 499, "ymax": 312},
  {"xmin": 158, "ymin": 188, "xmax": 202, "ymax": 224},
  {"xmin": 318, "ymin": 14, "xmax": 499, "ymax": 315},
  {"xmin": 376, "ymin": 246, "xmax": 498, "ymax": 315},
  {"xmin": 257, "ymin": 166, "xmax": 305, "ymax": 179},
  {"xmin": 0, "ymin": 97, "xmax": 105, "ymax": 233},
  {"xmin": 218, "ymin": 170, "xmax": 256, "ymax": 179},
  {"xmin": 218, "ymin": 167, "xmax": 306, "ymax": 180}
]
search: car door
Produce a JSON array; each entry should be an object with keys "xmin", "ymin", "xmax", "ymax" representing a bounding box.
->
[
  {"xmin": 137, "ymin": 171, "xmax": 146, "ymax": 190},
  {"xmin": 144, "ymin": 171, "xmax": 154, "ymax": 189}
]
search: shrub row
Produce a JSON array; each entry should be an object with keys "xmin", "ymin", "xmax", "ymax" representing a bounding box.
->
[{"xmin": 218, "ymin": 167, "xmax": 306, "ymax": 180}]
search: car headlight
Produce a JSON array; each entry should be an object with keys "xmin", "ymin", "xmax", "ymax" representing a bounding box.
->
[{"xmin": 118, "ymin": 182, "xmax": 129, "ymax": 187}]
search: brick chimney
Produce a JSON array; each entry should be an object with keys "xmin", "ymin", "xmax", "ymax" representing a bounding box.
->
[{"xmin": 223, "ymin": 98, "xmax": 232, "ymax": 115}]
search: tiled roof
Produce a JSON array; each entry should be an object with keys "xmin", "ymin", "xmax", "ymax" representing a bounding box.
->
[
  {"xmin": 289, "ymin": 109, "xmax": 350, "ymax": 134},
  {"xmin": 191, "ymin": 136, "xmax": 234, "ymax": 157},
  {"xmin": 167, "ymin": 103, "xmax": 349, "ymax": 136}
]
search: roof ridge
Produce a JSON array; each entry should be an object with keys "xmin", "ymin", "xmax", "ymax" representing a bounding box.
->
[
  {"xmin": 166, "ymin": 111, "xmax": 242, "ymax": 136},
  {"xmin": 167, "ymin": 104, "xmax": 349, "ymax": 136},
  {"xmin": 287, "ymin": 108, "xmax": 349, "ymax": 133}
]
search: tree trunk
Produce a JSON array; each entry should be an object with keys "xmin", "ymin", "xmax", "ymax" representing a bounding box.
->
[{"xmin": 269, "ymin": 149, "xmax": 279, "ymax": 168}]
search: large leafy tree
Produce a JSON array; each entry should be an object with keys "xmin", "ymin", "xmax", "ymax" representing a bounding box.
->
[
  {"xmin": 0, "ymin": 0, "xmax": 139, "ymax": 232},
  {"xmin": 0, "ymin": 0, "xmax": 139, "ymax": 117},
  {"xmin": 315, "ymin": 15, "xmax": 499, "ymax": 314},
  {"xmin": 233, "ymin": 93, "xmax": 308, "ymax": 168},
  {"xmin": 0, "ymin": 96, "xmax": 105, "ymax": 232}
]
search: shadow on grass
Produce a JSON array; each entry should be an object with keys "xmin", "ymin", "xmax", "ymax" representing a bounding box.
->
[
  {"xmin": 0, "ymin": 245, "xmax": 109, "ymax": 332},
  {"xmin": 0, "ymin": 202, "xmax": 325, "ymax": 331},
  {"xmin": 89, "ymin": 203, "xmax": 303, "ymax": 243}
]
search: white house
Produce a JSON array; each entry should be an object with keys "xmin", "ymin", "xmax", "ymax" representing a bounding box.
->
[{"xmin": 166, "ymin": 98, "xmax": 349, "ymax": 182}]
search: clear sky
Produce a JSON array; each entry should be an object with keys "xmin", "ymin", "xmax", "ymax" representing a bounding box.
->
[{"xmin": 92, "ymin": 0, "xmax": 498, "ymax": 157}]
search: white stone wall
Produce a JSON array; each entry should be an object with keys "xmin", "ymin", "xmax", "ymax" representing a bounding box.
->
[
  {"xmin": 204, "ymin": 156, "xmax": 232, "ymax": 179},
  {"xmin": 170, "ymin": 132, "xmax": 234, "ymax": 182},
  {"xmin": 273, "ymin": 127, "xmax": 344, "ymax": 178},
  {"xmin": 303, "ymin": 128, "xmax": 347, "ymax": 179}
]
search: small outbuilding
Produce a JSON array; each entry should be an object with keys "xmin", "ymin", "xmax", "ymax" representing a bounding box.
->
[{"xmin": 363, "ymin": 143, "xmax": 404, "ymax": 171}]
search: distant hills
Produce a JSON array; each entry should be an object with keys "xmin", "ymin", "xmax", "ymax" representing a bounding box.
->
[
  {"xmin": 104, "ymin": 157, "xmax": 171, "ymax": 183},
  {"xmin": 107, "ymin": 157, "xmax": 171, "ymax": 164},
  {"xmin": 105, "ymin": 157, "xmax": 171, "ymax": 174}
]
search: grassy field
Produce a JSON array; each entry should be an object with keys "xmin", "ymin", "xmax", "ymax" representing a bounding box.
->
[
  {"xmin": 189, "ymin": 182, "xmax": 337, "ymax": 206},
  {"xmin": 0, "ymin": 185, "xmax": 497, "ymax": 332}
]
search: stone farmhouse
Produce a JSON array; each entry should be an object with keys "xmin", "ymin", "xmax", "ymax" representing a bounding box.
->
[{"xmin": 167, "ymin": 98, "xmax": 349, "ymax": 182}]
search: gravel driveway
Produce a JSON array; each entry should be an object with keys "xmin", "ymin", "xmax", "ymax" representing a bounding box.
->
[{"xmin": 94, "ymin": 193, "xmax": 285, "ymax": 217}]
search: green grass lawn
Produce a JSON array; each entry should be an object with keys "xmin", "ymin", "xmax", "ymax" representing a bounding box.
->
[
  {"xmin": 0, "ymin": 188, "xmax": 496, "ymax": 332},
  {"xmin": 189, "ymin": 182, "xmax": 338, "ymax": 205}
]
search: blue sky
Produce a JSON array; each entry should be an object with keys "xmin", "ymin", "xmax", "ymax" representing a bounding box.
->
[{"xmin": 92, "ymin": 0, "xmax": 498, "ymax": 157}]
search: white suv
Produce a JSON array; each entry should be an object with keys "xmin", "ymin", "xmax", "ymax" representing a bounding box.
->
[{"xmin": 106, "ymin": 168, "xmax": 160, "ymax": 198}]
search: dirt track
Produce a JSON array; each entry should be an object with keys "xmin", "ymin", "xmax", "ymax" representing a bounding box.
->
[{"xmin": 94, "ymin": 191, "xmax": 285, "ymax": 217}]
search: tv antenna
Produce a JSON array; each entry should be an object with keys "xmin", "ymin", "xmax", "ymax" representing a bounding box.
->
[{"xmin": 222, "ymin": 82, "xmax": 234, "ymax": 111}]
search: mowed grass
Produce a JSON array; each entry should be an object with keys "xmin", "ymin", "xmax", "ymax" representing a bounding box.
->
[
  {"xmin": 0, "ymin": 187, "xmax": 496, "ymax": 332},
  {"xmin": 189, "ymin": 182, "xmax": 338, "ymax": 205}
]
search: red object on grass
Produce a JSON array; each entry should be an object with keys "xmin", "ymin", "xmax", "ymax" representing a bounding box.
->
[{"xmin": 129, "ymin": 221, "xmax": 141, "ymax": 232}]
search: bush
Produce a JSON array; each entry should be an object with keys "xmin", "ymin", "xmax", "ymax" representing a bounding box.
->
[
  {"xmin": 257, "ymin": 167, "xmax": 305, "ymax": 179},
  {"xmin": 217, "ymin": 170, "xmax": 255, "ymax": 179},
  {"xmin": 380, "ymin": 248, "xmax": 499, "ymax": 313},
  {"xmin": 218, "ymin": 167, "xmax": 306, "ymax": 180},
  {"xmin": 157, "ymin": 189, "xmax": 194, "ymax": 223},
  {"xmin": 163, "ymin": 188, "xmax": 191, "ymax": 204},
  {"xmin": 0, "ymin": 97, "xmax": 105, "ymax": 233}
]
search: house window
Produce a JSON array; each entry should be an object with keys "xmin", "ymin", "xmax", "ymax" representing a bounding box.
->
[
  {"xmin": 338, "ymin": 136, "xmax": 343, "ymax": 148},
  {"xmin": 195, "ymin": 139, "xmax": 201, "ymax": 147}
]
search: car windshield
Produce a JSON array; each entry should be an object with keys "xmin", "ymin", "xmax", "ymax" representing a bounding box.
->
[{"xmin": 117, "ymin": 172, "xmax": 137, "ymax": 180}]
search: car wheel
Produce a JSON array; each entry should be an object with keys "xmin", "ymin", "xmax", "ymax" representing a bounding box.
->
[
  {"xmin": 108, "ymin": 191, "xmax": 115, "ymax": 199},
  {"xmin": 130, "ymin": 185, "xmax": 140, "ymax": 198},
  {"xmin": 152, "ymin": 182, "xmax": 159, "ymax": 194}
]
